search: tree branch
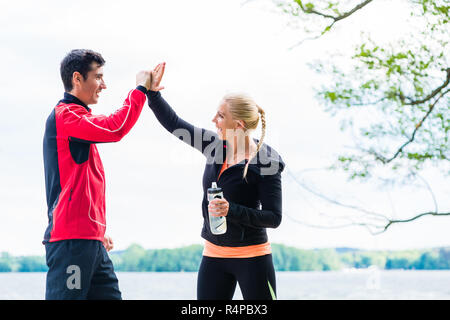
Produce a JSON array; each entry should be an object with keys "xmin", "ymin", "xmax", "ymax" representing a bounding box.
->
[
  {"xmin": 288, "ymin": 0, "xmax": 374, "ymax": 49},
  {"xmin": 402, "ymin": 68, "xmax": 450, "ymax": 105},
  {"xmin": 284, "ymin": 212, "xmax": 382, "ymax": 235},
  {"xmin": 297, "ymin": 0, "xmax": 374, "ymax": 21},
  {"xmin": 286, "ymin": 168, "xmax": 450, "ymax": 235},
  {"xmin": 379, "ymin": 212, "xmax": 450, "ymax": 234},
  {"xmin": 286, "ymin": 168, "xmax": 387, "ymax": 221},
  {"xmin": 415, "ymin": 173, "xmax": 438, "ymax": 213},
  {"xmin": 370, "ymin": 87, "xmax": 449, "ymax": 164}
]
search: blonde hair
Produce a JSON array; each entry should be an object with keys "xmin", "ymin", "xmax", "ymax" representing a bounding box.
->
[{"xmin": 222, "ymin": 93, "xmax": 266, "ymax": 179}]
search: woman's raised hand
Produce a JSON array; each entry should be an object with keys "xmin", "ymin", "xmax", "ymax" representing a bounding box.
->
[{"xmin": 150, "ymin": 62, "xmax": 166, "ymax": 91}]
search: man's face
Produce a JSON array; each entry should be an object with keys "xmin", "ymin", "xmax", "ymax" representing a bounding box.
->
[{"xmin": 73, "ymin": 62, "xmax": 106, "ymax": 105}]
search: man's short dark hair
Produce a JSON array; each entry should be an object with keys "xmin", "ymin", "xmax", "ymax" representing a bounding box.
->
[{"xmin": 60, "ymin": 49, "xmax": 105, "ymax": 92}]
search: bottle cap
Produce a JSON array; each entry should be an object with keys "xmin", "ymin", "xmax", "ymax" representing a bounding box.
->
[{"xmin": 208, "ymin": 181, "xmax": 222, "ymax": 194}]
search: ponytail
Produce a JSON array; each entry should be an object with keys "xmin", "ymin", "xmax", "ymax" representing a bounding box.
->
[{"xmin": 243, "ymin": 105, "xmax": 266, "ymax": 180}]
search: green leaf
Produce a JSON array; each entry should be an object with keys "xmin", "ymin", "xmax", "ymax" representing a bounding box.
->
[{"xmin": 305, "ymin": 2, "xmax": 315, "ymax": 12}]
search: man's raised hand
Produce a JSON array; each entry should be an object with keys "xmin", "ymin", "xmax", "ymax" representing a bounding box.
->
[{"xmin": 136, "ymin": 70, "xmax": 152, "ymax": 91}]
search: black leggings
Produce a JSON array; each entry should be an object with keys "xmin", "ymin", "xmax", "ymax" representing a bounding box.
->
[{"xmin": 197, "ymin": 254, "xmax": 276, "ymax": 300}]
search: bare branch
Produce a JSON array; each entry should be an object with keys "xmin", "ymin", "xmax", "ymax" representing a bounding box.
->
[
  {"xmin": 240, "ymin": 0, "xmax": 257, "ymax": 7},
  {"xmin": 286, "ymin": 168, "xmax": 450, "ymax": 234},
  {"xmin": 288, "ymin": 34, "xmax": 323, "ymax": 50},
  {"xmin": 286, "ymin": 168, "xmax": 387, "ymax": 221},
  {"xmin": 415, "ymin": 173, "xmax": 438, "ymax": 213},
  {"xmin": 285, "ymin": 212, "xmax": 385, "ymax": 235},
  {"xmin": 379, "ymin": 212, "xmax": 450, "ymax": 234},
  {"xmin": 287, "ymin": 206, "xmax": 450, "ymax": 235}
]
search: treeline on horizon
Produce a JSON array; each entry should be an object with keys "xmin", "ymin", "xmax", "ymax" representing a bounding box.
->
[{"xmin": 1, "ymin": 244, "xmax": 449, "ymax": 272}]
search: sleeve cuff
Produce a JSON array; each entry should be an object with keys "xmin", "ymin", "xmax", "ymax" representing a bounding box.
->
[
  {"xmin": 227, "ymin": 202, "xmax": 240, "ymax": 221},
  {"xmin": 136, "ymin": 85, "xmax": 148, "ymax": 94},
  {"xmin": 146, "ymin": 90, "xmax": 161, "ymax": 98}
]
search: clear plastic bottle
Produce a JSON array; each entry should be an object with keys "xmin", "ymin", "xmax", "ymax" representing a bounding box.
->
[{"xmin": 207, "ymin": 182, "xmax": 227, "ymax": 235}]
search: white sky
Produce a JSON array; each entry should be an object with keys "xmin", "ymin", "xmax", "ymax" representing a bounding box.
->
[{"xmin": 0, "ymin": 0, "xmax": 449, "ymax": 255}]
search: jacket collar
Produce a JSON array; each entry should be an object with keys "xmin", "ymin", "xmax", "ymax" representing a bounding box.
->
[
  {"xmin": 59, "ymin": 92, "xmax": 91, "ymax": 112},
  {"xmin": 219, "ymin": 138, "xmax": 285, "ymax": 176}
]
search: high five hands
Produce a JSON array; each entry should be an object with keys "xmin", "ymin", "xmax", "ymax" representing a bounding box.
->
[
  {"xmin": 135, "ymin": 62, "xmax": 165, "ymax": 92},
  {"xmin": 150, "ymin": 62, "xmax": 165, "ymax": 92}
]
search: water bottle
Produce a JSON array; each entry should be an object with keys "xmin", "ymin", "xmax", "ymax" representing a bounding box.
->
[{"xmin": 207, "ymin": 182, "xmax": 227, "ymax": 235}]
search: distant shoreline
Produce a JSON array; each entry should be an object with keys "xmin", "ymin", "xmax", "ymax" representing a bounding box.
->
[
  {"xmin": 3, "ymin": 269, "xmax": 450, "ymax": 274},
  {"xmin": 1, "ymin": 243, "xmax": 449, "ymax": 272}
]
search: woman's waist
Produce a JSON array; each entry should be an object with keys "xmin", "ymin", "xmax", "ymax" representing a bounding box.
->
[{"xmin": 202, "ymin": 240, "xmax": 271, "ymax": 258}]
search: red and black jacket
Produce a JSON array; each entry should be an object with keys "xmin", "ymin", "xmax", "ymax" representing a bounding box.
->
[{"xmin": 42, "ymin": 86, "xmax": 147, "ymax": 243}]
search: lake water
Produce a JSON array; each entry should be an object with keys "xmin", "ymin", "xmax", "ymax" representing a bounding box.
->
[{"xmin": 1, "ymin": 270, "xmax": 450, "ymax": 300}]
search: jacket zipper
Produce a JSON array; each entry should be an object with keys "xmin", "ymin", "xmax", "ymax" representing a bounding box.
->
[{"xmin": 69, "ymin": 188, "xmax": 73, "ymax": 201}]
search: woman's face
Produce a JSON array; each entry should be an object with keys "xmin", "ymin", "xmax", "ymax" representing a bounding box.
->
[{"xmin": 212, "ymin": 101, "xmax": 241, "ymax": 141}]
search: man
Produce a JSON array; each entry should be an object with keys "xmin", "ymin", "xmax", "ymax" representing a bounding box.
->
[{"xmin": 42, "ymin": 49, "xmax": 151, "ymax": 299}]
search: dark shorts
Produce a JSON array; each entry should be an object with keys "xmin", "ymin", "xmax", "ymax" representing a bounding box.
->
[
  {"xmin": 45, "ymin": 239, "xmax": 121, "ymax": 300},
  {"xmin": 197, "ymin": 254, "xmax": 276, "ymax": 300}
]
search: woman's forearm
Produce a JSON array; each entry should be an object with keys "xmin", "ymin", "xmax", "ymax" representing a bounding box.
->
[
  {"xmin": 147, "ymin": 91, "xmax": 217, "ymax": 154},
  {"xmin": 227, "ymin": 201, "xmax": 282, "ymax": 229},
  {"xmin": 227, "ymin": 172, "xmax": 283, "ymax": 229}
]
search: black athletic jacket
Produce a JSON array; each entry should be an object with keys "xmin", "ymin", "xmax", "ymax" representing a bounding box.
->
[{"xmin": 147, "ymin": 91, "xmax": 285, "ymax": 247}]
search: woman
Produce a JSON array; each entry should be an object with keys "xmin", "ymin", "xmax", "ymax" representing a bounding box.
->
[{"xmin": 148, "ymin": 63, "xmax": 285, "ymax": 300}]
